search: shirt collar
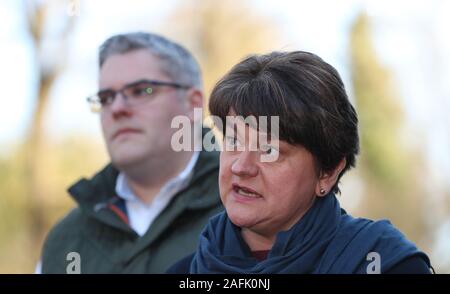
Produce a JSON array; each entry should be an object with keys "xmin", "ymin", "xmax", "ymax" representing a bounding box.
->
[{"xmin": 115, "ymin": 151, "xmax": 200, "ymax": 203}]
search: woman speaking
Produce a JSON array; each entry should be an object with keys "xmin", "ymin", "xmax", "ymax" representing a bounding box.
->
[{"xmin": 168, "ymin": 51, "xmax": 432, "ymax": 274}]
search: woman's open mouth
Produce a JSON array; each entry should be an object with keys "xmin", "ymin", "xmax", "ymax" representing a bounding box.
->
[{"xmin": 232, "ymin": 183, "xmax": 262, "ymax": 199}]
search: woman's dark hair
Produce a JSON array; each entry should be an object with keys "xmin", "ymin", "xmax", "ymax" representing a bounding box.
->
[{"xmin": 209, "ymin": 51, "xmax": 359, "ymax": 193}]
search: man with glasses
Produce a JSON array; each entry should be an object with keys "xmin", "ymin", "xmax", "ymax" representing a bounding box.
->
[{"xmin": 37, "ymin": 32, "xmax": 223, "ymax": 273}]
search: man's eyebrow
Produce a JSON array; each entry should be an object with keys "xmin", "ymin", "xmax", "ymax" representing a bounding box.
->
[
  {"xmin": 123, "ymin": 79, "xmax": 149, "ymax": 88},
  {"xmin": 98, "ymin": 87, "xmax": 114, "ymax": 93},
  {"xmin": 98, "ymin": 79, "xmax": 150, "ymax": 93}
]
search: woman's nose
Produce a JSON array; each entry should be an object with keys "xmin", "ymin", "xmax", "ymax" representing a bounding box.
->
[{"xmin": 231, "ymin": 151, "xmax": 259, "ymax": 177}]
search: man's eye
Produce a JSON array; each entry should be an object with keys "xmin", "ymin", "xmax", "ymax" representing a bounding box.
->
[
  {"xmin": 130, "ymin": 85, "xmax": 153, "ymax": 97},
  {"xmin": 98, "ymin": 91, "xmax": 115, "ymax": 105}
]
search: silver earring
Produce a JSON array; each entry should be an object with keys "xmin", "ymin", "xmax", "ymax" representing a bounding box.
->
[{"xmin": 320, "ymin": 188, "xmax": 326, "ymax": 195}]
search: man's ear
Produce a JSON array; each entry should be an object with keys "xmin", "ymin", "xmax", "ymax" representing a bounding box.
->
[
  {"xmin": 315, "ymin": 158, "xmax": 347, "ymax": 197},
  {"xmin": 185, "ymin": 88, "xmax": 203, "ymax": 122}
]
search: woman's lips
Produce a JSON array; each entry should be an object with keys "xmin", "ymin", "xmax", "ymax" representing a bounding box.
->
[{"xmin": 231, "ymin": 183, "xmax": 263, "ymax": 202}]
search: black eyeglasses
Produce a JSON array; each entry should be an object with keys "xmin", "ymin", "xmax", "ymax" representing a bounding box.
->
[{"xmin": 86, "ymin": 79, "xmax": 190, "ymax": 112}]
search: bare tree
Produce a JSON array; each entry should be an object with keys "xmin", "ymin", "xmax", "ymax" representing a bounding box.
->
[{"xmin": 23, "ymin": 0, "xmax": 77, "ymax": 250}]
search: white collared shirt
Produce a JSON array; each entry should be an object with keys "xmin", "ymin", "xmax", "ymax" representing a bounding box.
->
[{"xmin": 115, "ymin": 151, "xmax": 200, "ymax": 236}]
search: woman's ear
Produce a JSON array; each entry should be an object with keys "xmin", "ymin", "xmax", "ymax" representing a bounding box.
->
[{"xmin": 315, "ymin": 158, "xmax": 347, "ymax": 197}]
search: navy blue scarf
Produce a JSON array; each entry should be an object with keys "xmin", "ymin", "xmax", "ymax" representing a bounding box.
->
[{"xmin": 189, "ymin": 194, "xmax": 430, "ymax": 273}]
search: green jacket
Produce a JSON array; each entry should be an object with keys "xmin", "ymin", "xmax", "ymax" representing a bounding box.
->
[{"xmin": 41, "ymin": 149, "xmax": 223, "ymax": 273}]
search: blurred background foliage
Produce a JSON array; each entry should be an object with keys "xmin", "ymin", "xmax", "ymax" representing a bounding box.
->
[
  {"xmin": 0, "ymin": 0, "xmax": 449, "ymax": 273},
  {"xmin": 351, "ymin": 13, "xmax": 429, "ymax": 241}
]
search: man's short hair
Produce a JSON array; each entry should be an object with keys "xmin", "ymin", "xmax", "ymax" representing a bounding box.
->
[{"xmin": 99, "ymin": 32, "xmax": 203, "ymax": 89}]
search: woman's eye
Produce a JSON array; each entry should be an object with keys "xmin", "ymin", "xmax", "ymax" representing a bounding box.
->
[
  {"xmin": 226, "ymin": 136, "xmax": 236, "ymax": 145},
  {"xmin": 261, "ymin": 145, "xmax": 279, "ymax": 155},
  {"xmin": 225, "ymin": 136, "xmax": 239, "ymax": 149}
]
